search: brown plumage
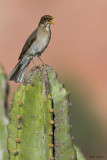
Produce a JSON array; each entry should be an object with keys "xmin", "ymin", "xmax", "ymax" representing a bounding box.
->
[{"xmin": 8, "ymin": 15, "xmax": 54, "ymax": 83}]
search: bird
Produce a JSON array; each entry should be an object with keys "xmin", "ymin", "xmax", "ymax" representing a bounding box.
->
[{"xmin": 8, "ymin": 15, "xmax": 54, "ymax": 83}]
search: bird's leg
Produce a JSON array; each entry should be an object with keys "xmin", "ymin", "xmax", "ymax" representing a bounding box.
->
[
  {"xmin": 30, "ymin": 56, "xmax": 36, "ymax": 67},
  {"xmin": 38, "ymin": 56, "xmax": 45, "ymax": 65},
  {"xmin": 32, "ymin": 59, "xmax": 36, "ymax": 67},
  {"xmin": 30, "ymin": 56, "xmax": 36, "ymax": 72}
]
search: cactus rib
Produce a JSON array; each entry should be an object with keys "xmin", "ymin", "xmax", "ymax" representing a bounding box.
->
[{"xmin": 8, "ymin": 65, "xmax": 77, "ymax": 160}]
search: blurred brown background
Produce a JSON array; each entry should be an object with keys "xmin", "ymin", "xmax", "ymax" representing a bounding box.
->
[{"xmin": 0, "ymin": 0, "xmax": 107, "ymax": 159}]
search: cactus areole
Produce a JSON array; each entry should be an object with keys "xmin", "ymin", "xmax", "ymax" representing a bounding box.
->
[{"xmin": 8, "ymin": 65, "xmax": 77, "ymax": 160}]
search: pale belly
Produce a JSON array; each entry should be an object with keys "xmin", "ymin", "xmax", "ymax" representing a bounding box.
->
[{"xmin": 27, "ymin": 32, "xmax": 50, "ymax": 56}]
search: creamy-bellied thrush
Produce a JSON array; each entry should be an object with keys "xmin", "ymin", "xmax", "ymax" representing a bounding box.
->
[{"xmin": 8, "ymin": 15, "xmax": 54, "ymax": 83}]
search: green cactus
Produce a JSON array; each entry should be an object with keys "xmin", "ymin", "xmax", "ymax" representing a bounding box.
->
[
  {"xmin": 8, "ymin": 65, "xmax": 77, "ymax": 160},
  {"xmin": 0, "ymin": 65, "xmax": 9, "ymax": 160},
  {"xmin": 74, "ymin": 146, "xmax": 86, "ymax": 160}
]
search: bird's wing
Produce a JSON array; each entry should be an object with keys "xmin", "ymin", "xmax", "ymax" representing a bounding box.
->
[{"xmin": 18, "ymin": 28, "xmax": 38, "ymax": 60}]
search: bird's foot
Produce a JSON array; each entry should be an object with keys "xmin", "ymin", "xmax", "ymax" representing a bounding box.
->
[{"xmin": 39, "ymin": 64, "xmax": 48, "ymax": 70}]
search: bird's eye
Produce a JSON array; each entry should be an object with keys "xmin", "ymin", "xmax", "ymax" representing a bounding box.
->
[{"xmin": 44, "ymin": 17, "xmax": 46, "ymax": 20}]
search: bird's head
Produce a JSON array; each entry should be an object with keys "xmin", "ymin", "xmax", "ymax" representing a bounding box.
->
[{"xmin": 39, "ymin": 15, "xmax": 54, "ymax": 27}]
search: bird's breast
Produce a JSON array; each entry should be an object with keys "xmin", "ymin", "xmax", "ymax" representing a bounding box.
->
[{"xmin": 27, "ymin": 28, "xmax": 51, "ymax": 56}]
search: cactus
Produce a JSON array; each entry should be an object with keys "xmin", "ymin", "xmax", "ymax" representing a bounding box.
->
[
  {"xmin": 0, "ymin": 64, "xmax": 9, "ymax": 160},
  {"xmin": 8, "ymin": 65, "xmax": 77, "ymax": 160},
  {"xmin": 74, "ymin": 146, "xmax": 86, "ymax": 160}
]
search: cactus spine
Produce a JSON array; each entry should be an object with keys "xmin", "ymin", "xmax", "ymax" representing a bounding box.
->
[{"xmin": 8, "ymin": 65, "xmax": 77, "ymax": 160}]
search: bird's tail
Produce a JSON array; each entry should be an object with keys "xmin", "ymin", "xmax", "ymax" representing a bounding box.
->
[{"xmin": 8, "ymin": 58, "xmax": 31, "ymax": 83}]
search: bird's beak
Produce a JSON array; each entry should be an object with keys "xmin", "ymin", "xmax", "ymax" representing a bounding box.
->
[{"xmin": 49, "ymin": 17, "xmax": 55, "ymax": 25}]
